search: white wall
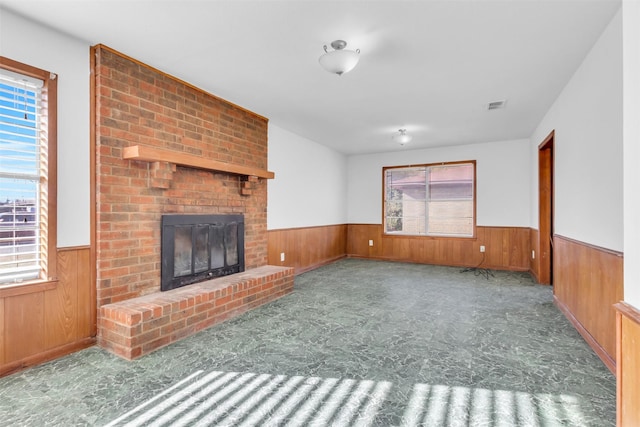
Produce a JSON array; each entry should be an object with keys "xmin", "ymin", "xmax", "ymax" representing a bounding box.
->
[
  {"xmin": 347, "ymin": 139, "xmax": 531, "ymax": 227},
  {"xmin": 623, "ymin": 0, "xmax": 640, "ymax": 308},
  {"xmin": 267, "ymin": 124, "xmax": 348, "ymax": 230},
  {"xmin": 0, "ymin": 8, "xmax": 90, "ymax": 247},
  {"xmin": 529, "ymin": 8, "xmax": 623, "ymax": 252}
]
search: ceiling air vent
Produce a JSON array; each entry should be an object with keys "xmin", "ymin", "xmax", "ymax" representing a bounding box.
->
[{"xmin": 487, "ymin": 100, "xmax": 507, "ymax": 111}]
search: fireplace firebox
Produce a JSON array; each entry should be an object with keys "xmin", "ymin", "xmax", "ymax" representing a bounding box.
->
[{"xmin": 161, "ymin": 214, "xmax": 245, "ymax": 291}]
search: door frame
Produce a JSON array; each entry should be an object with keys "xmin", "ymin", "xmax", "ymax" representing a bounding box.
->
[{"xmin": 538, "ymin": 130, "xmax": 554, "ymax": 285}]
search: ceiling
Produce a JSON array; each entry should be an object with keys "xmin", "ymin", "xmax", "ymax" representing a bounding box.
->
[{"xmin": 0, "ymin": 0, "xmax": 621, "ymax": 155}]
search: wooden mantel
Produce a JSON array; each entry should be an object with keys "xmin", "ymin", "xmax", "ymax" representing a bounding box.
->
[{"xmin": 123, "ymin": 145, "xmax": 275, "ymax": 179}]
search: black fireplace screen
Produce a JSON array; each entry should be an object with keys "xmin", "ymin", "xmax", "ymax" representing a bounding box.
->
[{"xmin": 161, "ymin": 214, "xmax": 245, "ymax": 291}]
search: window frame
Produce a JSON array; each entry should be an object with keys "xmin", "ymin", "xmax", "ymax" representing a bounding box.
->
[
  {"xmin": 0, "ymin": 56, "xmax": 57, "ymax": 290},
  {"xmin": 382, "ymin": 160, "xmax": 477, "ymax": 239}
]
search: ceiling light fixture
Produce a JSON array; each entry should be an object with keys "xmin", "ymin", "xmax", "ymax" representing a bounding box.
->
[
  {"xmin": 393, "ymin": 129, "xmax": 413, "ymax": 146},
  {"xmin": 319, "ymin": 40, "xmax": 360, "ymax": 76}
]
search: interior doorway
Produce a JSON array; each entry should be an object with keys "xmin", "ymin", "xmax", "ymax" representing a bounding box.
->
[{"xmin": 538, "ymin": 131, "xmax": 554, "ymax": 285}]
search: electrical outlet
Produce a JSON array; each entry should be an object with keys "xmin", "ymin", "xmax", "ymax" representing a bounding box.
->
[
  {"xmin": 532, "ymin": 250, "xmax": 535, "ymax": 259},
  {"xmin": 280, "ymin": 252, "xmax": 285, "ymax": 262},
  {"xmin": 480, "ymin": 245, "xmax": 486, "ymax": 253},
  {"xmin": 369, "ymin": 240, "xmax": 374, "ymax": 247}
]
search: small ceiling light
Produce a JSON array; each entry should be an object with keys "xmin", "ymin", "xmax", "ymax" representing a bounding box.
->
[
  {"xmin": 393, "ymin": 129, "xmax": 413, "ymax": 145},
  {"xmin": 319, "ymin": 40, "xmax": 360, "ymax": 76}
]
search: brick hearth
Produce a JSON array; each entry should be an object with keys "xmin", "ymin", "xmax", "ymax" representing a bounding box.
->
[{"xmin": 98, "ymin": 266, "xmax": 294, "ymax": 360}]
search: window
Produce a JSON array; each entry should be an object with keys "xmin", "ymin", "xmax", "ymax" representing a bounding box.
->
[
  {"xmin": 0, "ymin": 57, "xmax": 57, "ymax": 285},
  {"xmin": 384, "ymin": 161, "xmax": 475, "ymax": 237}
]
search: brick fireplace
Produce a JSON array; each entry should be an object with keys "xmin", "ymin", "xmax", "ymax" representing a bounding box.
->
[{"xmin": 93, "ymin": 45, "xmax": 293, "ymax": 359}]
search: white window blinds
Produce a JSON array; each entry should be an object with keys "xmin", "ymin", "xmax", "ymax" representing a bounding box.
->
[{"xmin": 0, "ymin": 70, "xmax": 44, "ymax": 283}]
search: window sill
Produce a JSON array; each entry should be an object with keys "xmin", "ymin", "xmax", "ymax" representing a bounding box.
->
[
  {"xmin": 0, "ymin": 279, "xmax": 58, "ymax": 298},
  {"xmin": 383, "ymin": 233, "xmax": 477, "ymax": 240}
]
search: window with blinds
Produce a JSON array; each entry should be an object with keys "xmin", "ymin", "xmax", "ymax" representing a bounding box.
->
[
  {"xmin": 384, "ymin": 161, "xmax": 476, "ymax": 237},
  {"xmin": 0, "ymin": 68, "xmax": 45, "ymax": 284}
]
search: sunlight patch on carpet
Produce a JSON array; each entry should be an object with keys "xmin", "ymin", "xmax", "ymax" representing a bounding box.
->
[{"xmin": 106, "ymin": 370, "xmax": 588, "ymax": 426}]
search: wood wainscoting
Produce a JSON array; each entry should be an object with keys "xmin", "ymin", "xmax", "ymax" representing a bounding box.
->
[
  {"xmin": 553, "ymin": 235, "xmax": 624, "ymax": 373},
  {"xmin": 615, "ymin": 302, "xmax": 640, "ymax": 426},
  {"xmin": 347, "ymin": 224, "xmax": 530, "ymax": 271},
  {"xmin": 0, "ymin": 247, "xmax": 94, "ymax": 376},
  {"xmin": 530, "ymin": 228, "xmax": 541, "ymax": 282},
  {"xmin": 267, "ymin": 225, "xmax": 347, "ymax": 274}
]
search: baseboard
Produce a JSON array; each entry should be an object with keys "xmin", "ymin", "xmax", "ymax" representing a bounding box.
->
[
  {"xmin": 0, "ymin": 337, "xmax": 96, "ymax": 378},
  {"xmin": 346, "ymin": 254, "xmax": 530, "ymax": 273},
  {"xmin": 554, "ymin": 296, "xmax": 615, "ymax": 374},
  {"xmin": 530, "ymin": 267, "xmax": 540, "ymax": 284}
]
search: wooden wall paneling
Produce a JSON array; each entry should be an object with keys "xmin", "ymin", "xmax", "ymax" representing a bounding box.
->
[
  {"xmin": 441, "ymin": 238, "xmax": 456, "ymax": 265},
  {"xmin": 383, "ymin": 236, "xmax": 408, "ymax": 260},
  {"xmin": 346, "ymin": 224, "xmax": 530, "ymax": 271},
  {"xmin": 347, "ymin": 224, "xmax": 378, "ymax": 257},
  {"xmin": 285, "ymin": 229, "xmax": 293, "ymax": 266},
  {"xmin": 312, "ymin": 227, "xmax": 325, "ymax": 266},
  {"xmin": 574, "ymin": 241, "xmax": 591, "ymax": 322},
  {"xmin": 509, "ymin": 227, "xmax": 529, "ymax": 268},
  {"xmin": 482, "ymin": 227, "xmax": 529, "ymax": 270},
  {"xmin": 530, "ymin": 228, "xmax": 540, "ymax": 281},
  {"xmin": 316, "ymin": 226, "xmax": 330, "ymax": 264},
  {"xmin": 382, "ymin": 233, "xmax": 394, "ymax": 259},
  {"xmin": 504, "ymin": 228, "xmax": 513, "ymax": 266},
  {"xmin": 552, "ymin": 237, "xmax": 570, "ymax": 304},
  {"xmin": 304, "ymin": 227, "xmax": 316, "ymax": 269},
  {"xmin": 45, "ymin": 249, "xmax": 79, "ymax": 349},
  {"xmin": 267, "ymin": 225, "xmax": 348, "ymax": 275},
  {"xmin": 620, "ymin": 315, "xmax": 640, "ymax": 426},
  {"xmin": 471, "ymin": 227, "xmax": 485, "ymax": 266},
  {"xmin": 267, "ymin": 230, "xmax": 283, "ymax": 266},
  {"xmin": 297, "ymin": 229, "xmax": 305, "ymax": 268},
  {"xmin": 423, "ymin": 237, "xmax": 436, "ymax": 263},
  {"xmin": 463, "ymin": 239, "xmax": 473, "ymax": 262},
  {"xmin": 424, "ymin": 238, "xmax": 437, "ymax": 264},
  {"xmin": 4, "ymin": 292, "xmax": 45, "ymax": 363},
  {"xmin": 589, "ymin": 246, "xmax": 623, "ymax": 359},
  {"xmin": 0, "ymin": 298, "xmax": 4, "ymax": 366},
  {"xmin": 335, "ymin": 225, "xmax": 347, "ymax": 257},
  {"xmin": 500, "ymin": 228, "xmax": 510, "ymax": 266},
  {"xmin": 450, "ymin": 239, "xmax": 463, "ymax": 265},
  {"xmin": 553, "ymin": 235, "xmax": 623, "ymax": 373},
  {"xmin": 0, "ymin": 247, "xmax": 94, "ymax": 377},
  {"xmin": 409, "ymin": 237, "xmax": 423, "ymax": 261},
  {"xmin": 576, "ymin": 242, "xmax": 592, "ymax": 329},
  {"xmin": 368, "ymin": 225, "xmax": 381, "ymax": 258},
  {"xmin": 295, "ymin": 228, "xmax": 308, "ymax": 270},
  {"xmin": 615, "ymin": 302, "xmax": 640, "ymax": 427},
  {"xmin": 301, "ymin": 227, "xmax": 316, "ymax": 270},
  {"xmin": 76, "ymin": 248, "xmax": 92, "ymax": 339},
  {"xmin": 471, "ymin": 237, "xmax": 483, "ymax": 264},
  {"xmin": 324, "ymin": 224, "xmax": 346, "ymax": 261},
  {"xmin": 485, "ymin": 227, "xmax": 505, "ymax": 268},
  {"xmin": 346, "ymin": 224, "xmax": 364, "ymax": 256}
]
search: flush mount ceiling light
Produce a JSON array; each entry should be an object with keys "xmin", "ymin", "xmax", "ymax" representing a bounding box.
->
[
  {"xmin": 319, "ymin": 40, "xmax": 360, "ymax": 76},
  {"xmin": 393, "ymin": 129, "xmax": 413, "ymax": 146}
]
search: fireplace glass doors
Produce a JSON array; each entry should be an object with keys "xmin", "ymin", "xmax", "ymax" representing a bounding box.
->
[{"xmin": 161, "ymin": 214, "xmax": 244, "ymax": 291}]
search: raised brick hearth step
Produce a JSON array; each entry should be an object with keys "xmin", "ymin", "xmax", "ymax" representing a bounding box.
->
[{"xmin": 98, "ymin": 266, "xmax": 294, "ymax": 360}]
